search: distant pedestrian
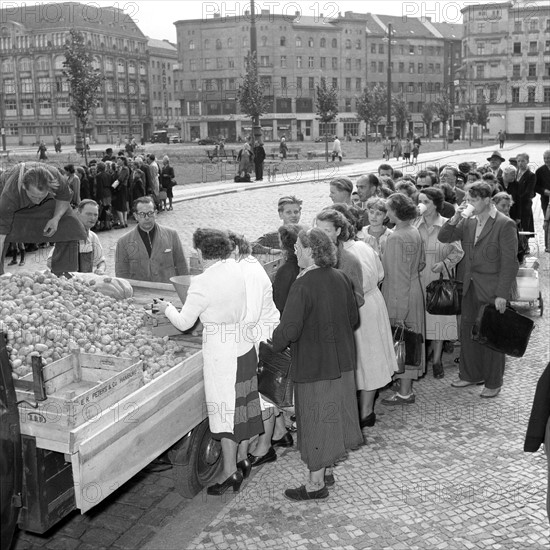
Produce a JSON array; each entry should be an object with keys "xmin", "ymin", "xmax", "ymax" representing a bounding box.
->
[
  {"xmin": 403, "ymin": 139, "xmax": 412, "ymax": 164},
  {"xmin": 412, "ymin": 142, "xmax": 420, "ymax": 165},
  {"xmin": 382, "ymin": 137, "xmax": 391, "ymax": 161},
  {"xmin": 497, "ymin": 130, "xmax": 506, "ymax": 149},
  {"xmin": 253, "ymin": 141, "xmax": 266, "ymax": 181},
  {"xmin": 279, "ymin": 137, "xmax": 288, "ymax": 160},
  {"xmin": 331, "ymin": 136, "xmax": 343, "ymax": 162},
  {"xmin": 37, "ymin": 141, "xmax": 48, "ymax": 161},
  {"xmin": 54, "ymin": 137, "xmax": 62, "ymax": 153},
  {"xmin": 393, "ymin": 138, "xmax": 402, "ymax": 161}
]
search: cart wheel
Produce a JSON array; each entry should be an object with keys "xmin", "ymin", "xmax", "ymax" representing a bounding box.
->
[
  {"xmin": 173, "ymin": 418, "xmax": 223, "ymax": 499},
  {"xmin": 539, "ymin": 292, "xmax": 543, "ymax": 317}
]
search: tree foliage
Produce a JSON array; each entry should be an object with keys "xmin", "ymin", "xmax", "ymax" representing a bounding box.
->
[
  {"xmin": 391, "ymin": 94, "xmax": 409, "ymax": 138},
  {"xmin": 63, "ymin": 29, "xmax": 104, "ymax": 154},
  {"xmin": 433, "ymin": 92, "xmax": 454, "ymax": 147},
  {"xmin": 356, "ymin": 84, "xmax": 386, "ymax": 157},
  {"xmin": 315, "ymin": 79, "xmax": 339, "ymax": 161},
  {"xmin": 238, "ymin": 53, "xmax": 270, "ymax": 120},
  {"xmin": 421, "ymin": 102, "xmax": 434, "ymax": 139}
]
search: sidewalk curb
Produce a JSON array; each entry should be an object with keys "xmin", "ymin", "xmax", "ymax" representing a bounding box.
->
[{"xmin": 171, "ymin": 143, "xmax": 525, "ymax": 204}]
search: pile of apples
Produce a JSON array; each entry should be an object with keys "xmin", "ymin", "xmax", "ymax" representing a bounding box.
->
[{"xmin": 0, "ymin": 271, "xmax": 194, "ymax": 384}]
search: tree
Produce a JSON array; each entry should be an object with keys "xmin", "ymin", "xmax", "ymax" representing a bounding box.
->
[
  {"xmin": 476, "ymin": 96, "xmax": 490, "ymax": 144},
  {"xmin": 356, "ymin": 84, "xmax": 386, "ymax": 158},
  {"xmin": 433, "ymin": 92, "xmax": 453, "ymax": 149},
  {"xmin": 63, "ymin": 29, "xmax": 104, "ymax": 164},
  {"xmin": 462, "ymin": 103, "xmax": 477, "ymax": 147},
  {"xmin": 316, "ymin": 78, "xmax": 339, "ymax": 162},
  {"xmin": 421, "ymin": 102, "xmax": 434, "ymax": 141},
  {"xmin": 238, "ymin": 53, "xmax": 270, "ymax": 146},
  {"xmin": 391, "ymin": 94, "xmax": 409, "ymax": 139}
]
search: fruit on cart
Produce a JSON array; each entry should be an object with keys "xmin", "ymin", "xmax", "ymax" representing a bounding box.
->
[{"xmin": 0, "ymin": 271, "xmax": 190, "ymax": 382}]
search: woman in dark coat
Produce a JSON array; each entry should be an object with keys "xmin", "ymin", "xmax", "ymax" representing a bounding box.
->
[
  {"xmin": 272, "ymin": 224, "xmax": 303, "ymax": 313},
  {"xmin": 112, "ymin": 156, "xmax": 129, "ymax": 228},
  {"xmin": 272, "ymin": 228, "xmax": 362, "ymax": 501}
]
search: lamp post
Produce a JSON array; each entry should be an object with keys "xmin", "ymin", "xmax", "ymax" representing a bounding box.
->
[
  {"xmin": 0, "ymin": 99, "xmax": 5, "ymax": 151},
  {"xmin": 385, "ymin": 24, "xmax": 394, "ymax": 139},
  {"xmin": 249, "ymin": 1, "xmax": 262, "ymax": 147}
]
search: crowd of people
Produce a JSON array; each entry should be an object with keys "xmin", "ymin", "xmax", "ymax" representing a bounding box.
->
[{"xmin": 1, "ymin": 146, "xmax": 549, "ymax": 506}]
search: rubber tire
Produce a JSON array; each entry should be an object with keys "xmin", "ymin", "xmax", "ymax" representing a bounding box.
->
[{"xmin": 173, "ymin": 418, "xmax": 223, "ymax": 499}]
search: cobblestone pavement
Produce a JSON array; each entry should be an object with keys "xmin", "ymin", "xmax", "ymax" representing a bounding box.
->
[{"xmin": 7, "ymin": 142, "xmax": 550, "ymax": 549}]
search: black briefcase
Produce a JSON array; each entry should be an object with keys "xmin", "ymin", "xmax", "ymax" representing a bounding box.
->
[
  {"xmin": 471, "ymin": 304, "xmax": 534, "ymax": 357},
  {"xmin": 257, "ymin": 341, "xmax": 293, "ymax": 408},
  {"xmin": 391, "ymin": 325, "xmax": 424, "ymax": 366}
]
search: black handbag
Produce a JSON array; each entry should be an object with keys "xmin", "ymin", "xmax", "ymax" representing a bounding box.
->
[
  {"xmin": 257, "ymin": 341, "xmax": 293, "ymax": 408},
  {"xmin": 425, "ymin": 263, "xmax": 461, "ymax": 315},
  {"xmin": 472, "ymin": 304, "xmax": 534, "ymax": 357},
  {"xmin": 390, "ymin": 324, "xmax": 423, "ymax": 367}
]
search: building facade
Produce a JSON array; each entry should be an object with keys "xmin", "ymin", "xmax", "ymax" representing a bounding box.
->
[
  {"xmin": 148, "ymin": 38, "xmax": 181, "ymax": 131},
  {"xmin": 174, "ymin": 10, "xmax": 461, "ymax": 142},
  {"xmin": 0, "ymin": 1, "xmax": 152, "ymax": 147},
  {"xmin": 460, "ymin": 0, "xmax": 550, "ymax": 140}
]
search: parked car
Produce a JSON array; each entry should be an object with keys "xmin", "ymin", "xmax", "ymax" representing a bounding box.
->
[
  {"xmin": 197, "ymin": 137, "xmax": 217, "ymax": 145},
  {"xmin": 168, "ymin": 134, "xmax": 182, "ymax": 143},
  {"xmin": 151, "ymin": 130, "xmax": 169, "ymax": 144}
]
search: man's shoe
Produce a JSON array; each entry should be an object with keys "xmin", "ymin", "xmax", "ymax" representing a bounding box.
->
[
  {"xmin": 451, "ymin": 378, "xmax": 484, "ymax": 387},
  {"xmin": 248, "ymin": 447, "xmax": 277, "ymax": 467},
  {"xmin": 271, "ymin": 432, "xmax": 293, "ymax": 448},
  {"xmin": 480, "ymin": 387, "xmax": 501, "ymax": 398},
  {"xmin": 381, "ymin": 393, "xmax": 416, "ymax": 406},
  {"xmin": 8, "ymin": 259, "xmax": 17, "ymax": 265},
  {"xmin": 433, "ymin": 362, "xmax": 444, "ymax": 379},
  {"xmin": 284, "ymin": 485, "xmax": 329, "ymax": 502},
  {"xmin": 324, "ymin": 473, "xmax": 335, "ymax": 487}
]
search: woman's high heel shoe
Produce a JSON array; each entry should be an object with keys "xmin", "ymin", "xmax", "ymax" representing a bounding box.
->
[
  {"xmin": 237, "ymin": 458, "xmax": 252, "ymax": 479},
  {"xmin": 207, "ymin": 471, "xmax": 243, "ymax": 495}
]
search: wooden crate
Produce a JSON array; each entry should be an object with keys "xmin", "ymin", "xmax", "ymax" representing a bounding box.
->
[{"xmin": 16, "ymin": 352, "xmax": 143, "ymax": 431}]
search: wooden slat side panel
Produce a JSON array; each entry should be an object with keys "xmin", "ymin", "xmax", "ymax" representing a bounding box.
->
[{"xmin": 73, "ymin": 381, "xmax": 206, "ymax": 512}]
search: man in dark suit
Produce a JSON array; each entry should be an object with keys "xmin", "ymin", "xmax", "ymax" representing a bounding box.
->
[
  {"xmin": 440, "ymin": 166, "xmax": 466, "ymax": 204},
  {"xmin": 535, "ymin": 150, "xmax": 550, "ymax": 252},
  {"xmin": 439, "ymin": 182, "xmax": 519, "ymax": 398},
  {"xmin": 485, "ymin": 151, "xmax": 505, "ymax": 187},
  {"xmin": 515, "ymin": 153, "xmax": 537, "ymax": 247}
]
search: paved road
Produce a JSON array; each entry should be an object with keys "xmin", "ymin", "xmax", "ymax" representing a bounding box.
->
[{"xmin": 9, "ymin": 142, "xmax": 550, "ymax": 550}]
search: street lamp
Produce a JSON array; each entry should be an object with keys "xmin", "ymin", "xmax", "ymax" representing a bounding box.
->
[
  {"xmin": 383, "ymin": 24, "xmax": 396, "ymax": 139},
  {"xmin": 249, "ymin": 1, "xmax": 262, "ymax": 146}
]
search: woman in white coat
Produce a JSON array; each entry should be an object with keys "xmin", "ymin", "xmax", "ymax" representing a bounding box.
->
[{"xmin": 158, "ymin": 229, "xmax": 263, "ymax": 495}]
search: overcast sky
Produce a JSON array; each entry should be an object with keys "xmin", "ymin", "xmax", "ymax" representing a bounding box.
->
[{"xmin": 91, "ymin": 0, "xmax": 470, "ymax": 42}]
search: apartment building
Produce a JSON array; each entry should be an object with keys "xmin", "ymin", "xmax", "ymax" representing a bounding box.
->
[
  {"xmin": 460, "ymin": 0, "xmax": 550, "ymax": 139},
  {"xmin": 174, "ymin": 10, "xmax": 461, "ymax": 142},
  {"xmin": 0, "ymin": 1, "xmax": 152, "ymax": 146}
]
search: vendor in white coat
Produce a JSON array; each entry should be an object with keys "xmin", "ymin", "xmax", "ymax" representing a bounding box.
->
[
  {"xmin": 158, "ymin": 228, "xmax": 263, "ymax": 496},
  {"xmin": 227, "ymin": 232, "xmax": 293, "ymax": 470}
]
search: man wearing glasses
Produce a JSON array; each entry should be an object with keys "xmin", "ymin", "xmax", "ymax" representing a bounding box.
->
[{"xmin": 115, "ymin": 196, "xmax": 188, "ymax": 282}]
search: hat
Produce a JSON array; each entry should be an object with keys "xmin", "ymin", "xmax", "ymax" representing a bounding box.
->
[{"xmin": 487, "ymin": 151, "xmax": 504, "ymax": 162}]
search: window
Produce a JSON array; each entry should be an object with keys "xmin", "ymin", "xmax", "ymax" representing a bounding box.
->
[
  {"xmin": 216, "ymin": 39, "xmax": 222, "ymax": 50},
  {"xmin": 261, "ymin": 36, "xmax": 268, "ymax": 47},
  {"xmin": 528, "ymin": 64, "xmax": 536, "ymax": 77},
  {"xmin": 5, "ymin": 99, "xmax": 16, "ymax": 112},
  {"xmin": 281, "ymin": 77, "xmax": 287, "ymax": 89},
  {"xmin": 296, "ymin": 97, "xmax": 313, "ymax": 112},
  {"xmin": 434, "ymin": 82, "xmax": 441, "ymax": 92},
  {"xmin": 190, "ymin": 59, "xmax": 196, "ymax": 71},
  {"xmin": 3, "ymin": 78, "xmax": 15, "ymax": 93},
  {"xmin": 489, "ymin": 86, "xmax": 498, "ymax": 102},
  {"xmin": 371, "ymin": 61, "xmax": 376, "ymax": 72},
  {"xmin": 260, "ymin": 56, "xmax": 270, "ymax": 67},
  {"xmin": 514, "ymin": 21, "xmax": 522, "ymax": 33},
  {"xmin": 204, "ymin": 39, "xmax": 210, "ymax": 50},
  {"xmin": 378, "ymin": 61, "xmax": 384, "ymax": 72},
  {"xmin": 332, "ymin": 78, "xmax": 338, "ymax": 89},
  {"xmin": 204, "ymin": 58, "xmax": 211, "ymax": 70},
  {"xmin": 332, "ymin": 38, "xmax": 337, "ymax": 48},
  {"xmin": 524, "ymin": 116, "xmax": 535, "ymax": 133},
  {"xmin": 477, "ymin": 42, "xmax": 485, "ymax": 55},
  {"xmin": 345, "ymin": 77, "xmax": 351, "ymax": 91},
  {"xmin": 513, "ymin": 64, "xmax": 520, "ymax": 77},
  {"xmin": 21, "ymin": 78, "xmax": 33, "ymax": 93},
  {"xmin": 527, "ymin": 87, "xmax": 536, "ymax": 102},
  {"xmin": 542, "ymin": 116, "xmax": 550, "ymax": 134},
  {"xmin": 418, "ymin": 63, "xmax": 423, "ymax": 74},
  {"xmin": 332, "ymin": 57, "xmax": 338, "ymax": 69},
  {"xmin": 409, "ymin": 62, "xmax": 415, "ymax": 73},
  {"xmin": 279, "ymin": 36, "xmax": 286, "ymax": 46},
  {"xmin": 356, "ymin": 40, "xmax": 361, "ymax": 49},
  {"xmin": 355, "ymin": 59, "xmax": 361, "ymax": 70},
  {"xmin": 546, "ymin": 40, "xmax": 550, "ymax": 52},
  {"xmin": 296, "ymin": 36, "xmax": 302, "ymax": 47},
  {"xmin": 321, "ymin": 57, "xmax": 326, "ymax": 69},
  {"xmin": 399, "ymin": 62, "xmax": 404, "ymax": 73},
  {"xmin": 227, "ymin": 38, "xmax": 232, "ymax": 48},
  {"xmin": 308, "ymin": 56, "xmax": 314, "ymax": 68},
  {"xmin": 309, "ymin": 77, "xmax": 314, "ymax": 89},
  {"xmin": 529, "ymin": 19, "xmax": 538, "ymax": 32},
  {"xmin": 297, "ymin": 77, "xmax": 302, "ymax": 89},
  {"xmin": 356, "ymin": 78, "xmax": 361, "ymax": 91},
  {"xmin": 280, "ymin": 56, "xmax": 287, "ymax": 68},
  {"xmin": 408, "ymin": 82, "xmax": 415, "ymax": 93},
  {"xmin": 476, "ymin": 65, "xmax": 485, "ymax": 78},
  {"xmin": 345, "ymin": 58, "xmax": 351, "ymax": 70},
  {"xmin": 379, "ymin": 44, "xmax": 384, "ymax": 54},
  {"xmin": 216, "ymin": 58, "xmax": 223, "ymax": 69},
  {"xmin": 308, "ymin": 37, "xmax": 314, "ymax": 47},
  {"xmin": 19, "ymin": 57, "xmax": 31, "ymax": 71},
  {"xmin": 511, "ymin": 87, "xmax": 520, "ymax": 103},
  {"xmin": 428, "ymin": 63, "xmax": 434, "ymax": 73},
  {"xmin": 320, "ymin": 37, "xmax": 326, "ymax": 48},
  {"xmin": 476, "ymin": 88, "xmax": 484, "ymax": 103},
  {"xmin": 546, "ymin": 63, "xmax": 550, "ymax": 76},
  {"xmin": 435, "ymin": 63, "xmax": 441, "ymax": 73},
  {"xmin": 408, "ymin": 101, "xmax": 414, "ymax": 113},
  {"xmin": 243, "ymin": 37, "xmax": 248, "ymax": 47},
  {"xmin": 190, "ymin": 79, "xmax": 197, "ymax": 90},
  {"xmin": 544, "ymin": 87, "xmax": 550, "ymax": 103},
  {"xmin": 418, "ymin": 45, "xmax": 423, "ymax": 55},
  {"xmin": 371, "ymin": 43, "xmax": 376, "ymax": 54},
  {"xmin": 228, "ymin": 58, "xmax": 234, "ymax": 69},
  {"xmin": 513, "ymin": 42, "xmax": 521, "ymax": 54},
  {"xmin": 345, "ymin": 98, "xmax": 352, "ymax": 112},
  {"xmin": 345, "ymin": 39, "xmax": 351, "ymax": 49}
]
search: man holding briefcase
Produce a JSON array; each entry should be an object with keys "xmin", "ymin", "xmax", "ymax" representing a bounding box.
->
[{"xmin": 438, "ymin": 182, "xmax": 519, "ymax": 398}]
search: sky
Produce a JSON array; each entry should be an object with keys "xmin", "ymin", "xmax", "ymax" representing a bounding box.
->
[{"xmin": 90, "ymin": 0, "xmax": 471, "ymax": 42}]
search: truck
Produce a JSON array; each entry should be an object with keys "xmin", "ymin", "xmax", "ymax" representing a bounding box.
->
[{"xmin": 1, "ymin": 260, "xmax": 281, "ymax": 548}]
